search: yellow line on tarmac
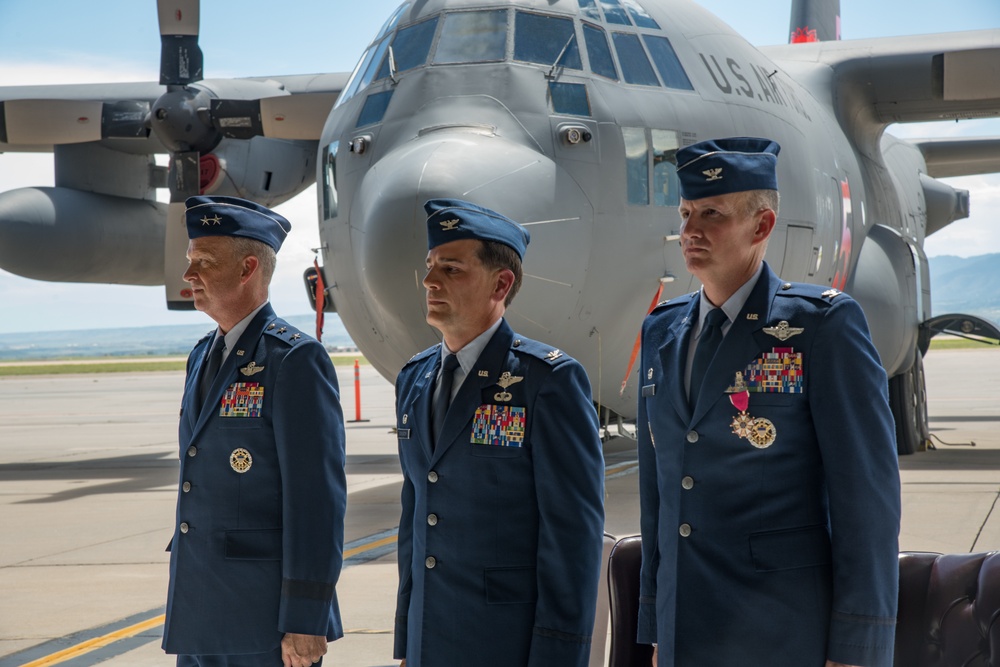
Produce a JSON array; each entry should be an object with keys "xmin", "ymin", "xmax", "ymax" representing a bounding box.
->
[
  {"xmin": 20, "ymin": 614, "xmax": 166, "ymax": 667},
  {"xmin": 344, "ymin": 534, "xmax": 397, "ymax": 559}
]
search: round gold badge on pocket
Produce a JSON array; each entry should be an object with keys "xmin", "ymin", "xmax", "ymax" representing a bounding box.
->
[{"xmin": 230, "ymin": 448, "xmax": 253, "ymax": 473}]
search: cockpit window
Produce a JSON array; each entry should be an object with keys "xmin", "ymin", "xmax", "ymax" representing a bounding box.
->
[
  {"xmin": 549, "ymin": 82, "xmax": 591, "ymax": 116},
  {"xmin": 375, "ymin": 17, "xmax": 439, "ymax": 81},
  {"xmin": 622, "ymin": 0, "xmax": 659, "ymax": 29},
  {"xmin": 583, "ymin": 23, "xmax": 618, "ymax": 80},
  {"xmin": 612, "ymin": 32, "xmax": 659, "ymax": 86},
  {"xmin": 433, "ymin": 11, "xmax": 508, "ymax": 64},
  {"xmin": 514, "ymin": 12, "xmax": 582, "ymax": 71},
  {"xmin": 577, "ymin": 0, "xmax": 602, "ymax": 23},
  {"xmin": 376, "ymin": 3, "xmax": 410, "ymax": 41},
  {"xmin": 335, "ymin": 36, "xmax": 390, "ymax": 109},
  {"xmin": 643, "ymin": 35, "xmax": 693, "ymax": 90},
  {"xmin": 600, "ymin": 0, "xmax": 632, "ymax": 26}
]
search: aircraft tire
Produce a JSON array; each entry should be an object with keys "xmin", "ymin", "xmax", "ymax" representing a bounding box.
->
[{"xmin": 889, "ymin": 349, "xmax": 929, "ymax": 456}]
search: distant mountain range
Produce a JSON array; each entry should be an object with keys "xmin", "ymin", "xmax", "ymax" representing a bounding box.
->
[
  {"xmin": 1, "ymin": 255, "xmax": 996, "ymax": 361},
  {"xmin": 0, "ymin": 313, "xmax": 356, "ymax": 361},
  {"xmin": 928, "ymin": 254, "xmax": 1000, "ymax": 324}
]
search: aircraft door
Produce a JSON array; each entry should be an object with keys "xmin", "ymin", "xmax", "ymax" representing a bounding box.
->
[{"xmin": 780, "ymin": 224, "xmax": 817, "ymax": 281}]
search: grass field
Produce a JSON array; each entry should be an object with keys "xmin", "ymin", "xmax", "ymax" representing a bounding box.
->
[{"xmin": 0, "ymin": 354, "xmax": 369, "ymax": 377}]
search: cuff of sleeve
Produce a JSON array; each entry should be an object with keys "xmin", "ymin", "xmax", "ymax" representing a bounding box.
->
[
  {"xmin": 393, "ymin": 615, "xmax": 407, "ymax": 659},
  {"xmin": 637, "ymin": 601, "xmax": 657, "ymax": 645},
  {"xmin": 277, "ymin": 591, "xmax": 342, "ymax": 640},
  {"xmin": 826, "ymin": 612, "xmax": 896, "ymax": 667}
]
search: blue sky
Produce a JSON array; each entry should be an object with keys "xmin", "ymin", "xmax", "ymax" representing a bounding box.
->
[{"xmin": 0, "ymin": 0, "xmax": 998, "ymax": 334}]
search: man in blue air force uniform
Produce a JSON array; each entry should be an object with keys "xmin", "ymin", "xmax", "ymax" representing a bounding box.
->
[
  {"xmin": 162, "ymin": 196, "xmax": 347, "ymax": 667},
  {"xmin": 393, "ymin": 199, "xmax": 605, "ymax": 667},
  {"xmin": 637, "ymin": 139, "xmax": 901, "ymax": 667}
]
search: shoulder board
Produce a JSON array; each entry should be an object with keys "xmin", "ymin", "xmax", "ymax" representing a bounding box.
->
[
  {"xmin": 196, "ymin": 329, "xmax": 215, "ymax": 345},
  {"xmin": 263, "ymin": 319, "xmax": 308, "ymax": 345},
  {"xmin": 651, "ymin": 291, "xmax": 697, "ymax": 313},
  {"xmin": 510, "ymin": 336, "xmax": 569, "ymax": 365},
  {"xmin": 403, "ymin": 345, "xmax": 440, "ymax": 368},
  {"xmin": 776, "ymin": 282, "xmax": 850, "ymax": 304}
]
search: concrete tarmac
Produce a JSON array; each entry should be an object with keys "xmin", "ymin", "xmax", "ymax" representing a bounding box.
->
[{"xmin": 1, "ymin": 348, "xmax": 999, "ymax": 666}]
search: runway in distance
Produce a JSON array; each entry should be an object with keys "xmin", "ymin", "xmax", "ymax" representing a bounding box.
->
[{"xmin": 0, "ymin": 0, "xmax": 999, "ymax": 454}]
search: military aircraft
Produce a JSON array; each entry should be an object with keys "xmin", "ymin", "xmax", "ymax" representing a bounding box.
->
[{"xmin": 0, "ymin": 0, "xmax": 998, "ymax": 455}]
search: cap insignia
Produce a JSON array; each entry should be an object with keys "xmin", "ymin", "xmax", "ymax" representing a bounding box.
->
[
  {"xmin": 702, "ymin": 168, "xmax": 723, "ymax": 181},
  {"xmin": 440, "ymin": 218, "xmax": 460, "ymax": 231},
  {"xmin": 201, "ymin": 214, "xmax": 222, "ymax": 226}
]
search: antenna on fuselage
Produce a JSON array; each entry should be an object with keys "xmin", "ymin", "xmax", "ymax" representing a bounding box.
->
[{"xmin": 788, "ymin": 0, "xmax": 841, "ymax": 43}]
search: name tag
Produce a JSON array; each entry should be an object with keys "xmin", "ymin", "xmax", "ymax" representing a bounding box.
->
[
  {"xmin": 641, "ymin": 384, "xmax": 656, "ymax": 397},
  {"xmin": 397, "ymin": 428, "xmax": 411, "ymax": 440}
]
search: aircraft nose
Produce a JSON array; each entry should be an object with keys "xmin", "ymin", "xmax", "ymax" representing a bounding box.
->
[{"xmin": 344, "ymin": 130, "xmax": 592, "ymax": 375}]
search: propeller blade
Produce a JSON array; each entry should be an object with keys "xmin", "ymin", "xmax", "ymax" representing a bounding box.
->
[
  {"xmin": 164, "ymin": 150, "xmax": 200, "ymax": 310},
  {"xmin": 158, "ymin": 0, "xmax": 203, "ymax": 85},
  {"xmin": 210, "ymin": 93, "xmax": 339, "ymax": 141}
]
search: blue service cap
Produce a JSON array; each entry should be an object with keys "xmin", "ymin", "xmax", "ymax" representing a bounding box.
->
[
  {"xmin": 675, "ymin": 137, "xmax": 780, "ymax": 200},
  {"xmin": 424, "ymin": 198, "xmax": 530, "ymax": 260},
  {"xmin": 185, "ymin": 195, "xmax": 291, "ymax": 252}
]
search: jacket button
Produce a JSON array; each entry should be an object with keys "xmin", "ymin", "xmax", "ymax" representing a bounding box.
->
[
  {"xmin": 179, "ymin": 522, "xmax": 189, "ymax": 534},
  {"xmin": 182, "ymin": 481, "xmax": 192, "ymax": 493},
  {"xmin": 427, "ymin": 513, "xmax": 439, "ymax": 526},
  {"xmin": 425, "ymin": 556, "xmax": 437, "ymax": 569},
  {"xmin": 686, "ymin": 431, "xmax": 699, "ymax": 443},
  {"xmin": 187, "ymin": 446, "xmax": 198, "ymax": 457},
  {"xmin": 428, "ymin": 471, "xmax": 439, "ymax": 483},
  {"xmin": 679, "ymin": 523, "xmax": 691, "ymax": 537},
  {"xmin": 681, "ymin": 476, "xmax": 694, "ymax": 490}
]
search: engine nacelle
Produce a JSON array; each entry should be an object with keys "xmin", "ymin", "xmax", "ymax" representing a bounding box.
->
[{"xmin": 0, "ymin": 187, "xmax": 165, "ymax": 284}]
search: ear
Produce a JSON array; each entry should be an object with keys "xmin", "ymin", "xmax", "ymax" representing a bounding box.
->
[
  {"xmin": 239, "ymin": 255, "xmax": 260, "ymax": 285},
  {"xmin": 751, "ymin": 208, "xmax": 776, "ymax": 245},
  {"xmin": 492, "ymin": 268, "xmax": 515, "ymax": 305}
]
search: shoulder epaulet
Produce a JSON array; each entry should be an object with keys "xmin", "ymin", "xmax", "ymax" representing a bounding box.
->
[
  {"xmin": 775, "ymin": 282, "xmax": 849, "ymax": 304},
  {"xmin": 510, "ymin": 336, "xmax": 570, "ymax": 365},
  {"xmin": 197, "ymin": 329, "xmax": 215, "ymax": 344},
  {"xmin": 403, "ymin": 344, "xmax": 440, "ymax": 368},
  {"xmin": 263, "ymin": 319, "xmax": 308, "ymax": 346},
  {"xmin": 651, "ymin": 291, "xmax": 697, "ymax": 313}
]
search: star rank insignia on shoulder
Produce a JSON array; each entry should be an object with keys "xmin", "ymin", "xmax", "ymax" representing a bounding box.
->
[
  {"xmin": 240, "ymin": 361, "xmax": 265, "ymax": 377},
  {"xmin": 821, "ymin": 288, "xmax": 842, "ymax": 299},
  {"xmin": 763, "ymin": 320, "xmax": 804, "ymax": 341}
]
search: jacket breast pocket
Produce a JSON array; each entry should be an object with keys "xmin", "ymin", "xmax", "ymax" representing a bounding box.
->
[
  {"xmin": 748, "ymin": 391, "xmax": 800, "ymax": 408},
  {"xmin": 485, "ymin": 566, "xmax": 537, "ymax": 604},
  {"xmin": 469, "ymin": 444, "xmax": 525, "ymax": 458},
  {"xmin": 224, "ymin": 528, "xmax": 282, "ymax": 561},
  {"xmin": 749, "ymin": 524, "xmax": 831, "ymax": 572}
]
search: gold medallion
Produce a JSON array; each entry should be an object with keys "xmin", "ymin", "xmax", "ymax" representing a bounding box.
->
[
  {"xmin": 230, "ymin": 448, "xmax": 253, "ymax": 473},
  {"xmin": 730, "ymin": 411, "xmax": 753, "ymax": 439},
  {"xmin": 747, "ymin": 418, "xmax": 776, "ymax": 448}
]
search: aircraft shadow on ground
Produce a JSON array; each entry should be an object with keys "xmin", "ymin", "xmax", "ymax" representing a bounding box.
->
[
  {"xmin": 898, "ymin": 447, "xmax": 1000, "ymax": 472},
  {"xmin": 0, "ymin": 453, "xmax": 404, "ymax": 504}
]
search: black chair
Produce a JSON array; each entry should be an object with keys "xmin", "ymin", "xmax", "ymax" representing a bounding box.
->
[{"xmin": 607, "ymin": 535, "xmax": 654, "ymax": 667}]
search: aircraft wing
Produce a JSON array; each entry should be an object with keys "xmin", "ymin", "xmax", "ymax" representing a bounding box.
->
[
  {"xmin": 0, "ymin": 72, "xmax": 348, "ymax": 154},
  {"xmin": 911, "ymin": 137, "xmax": 1000, "ymax": 178},
  {"xmin": 762, "ymin": 30, "xmax": 1000, "ymax": 120}
]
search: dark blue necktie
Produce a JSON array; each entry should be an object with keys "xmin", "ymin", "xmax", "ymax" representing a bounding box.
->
[
  {"xmin": 690, "ymin": 307, "xmax": 727, "ymax": 403},
  {"xmin": 432, "ymin": 354, "xmax": 460, "ymax": 448},
  {"xmin": 199, "ymin": 337, "xmax": 225, "ymax": 406}
]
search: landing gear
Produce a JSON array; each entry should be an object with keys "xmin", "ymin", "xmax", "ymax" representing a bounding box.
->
[{"xmin": 888, "ymin": 349, "xmax": 929, "ymax": 455}]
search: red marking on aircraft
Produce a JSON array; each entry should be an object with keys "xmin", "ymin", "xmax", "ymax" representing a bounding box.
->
[{"xmin": 791, "ymin": 27, "xmax": 819, "ymax": 43}]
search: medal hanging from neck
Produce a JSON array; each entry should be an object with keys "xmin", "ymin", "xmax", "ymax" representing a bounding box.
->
[{"xmin": 725, "ymin": 372, "xmax": 776, "ymax": 448}]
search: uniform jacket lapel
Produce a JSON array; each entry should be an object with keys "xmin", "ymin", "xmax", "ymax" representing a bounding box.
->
[
  {"xmin": 189, "ymin": 304, "xmax": 276, "ymax": 443},
  {"xmin": 430, "ymin": 320, "xmax": 515, "ymax": 465},
  {"xmin": 657, "ymin": 298, "xmax": 698, "ymax": 425},
  {"xmin": 410, "ymin": 353, "xmax": 439, "ymax": 461},
  {"xmin": 690, "ymin": 264, "xmax": 781, "ymax": 426}
]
